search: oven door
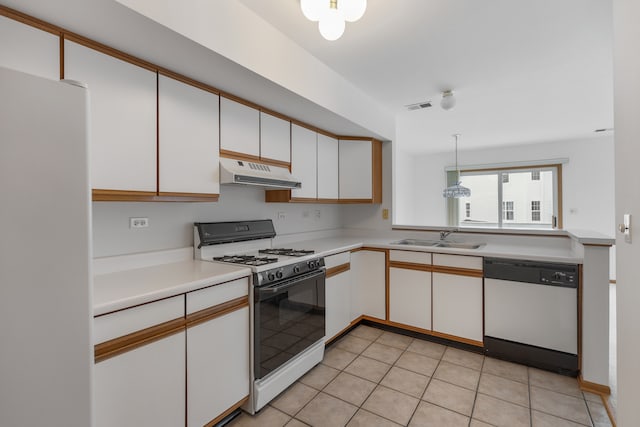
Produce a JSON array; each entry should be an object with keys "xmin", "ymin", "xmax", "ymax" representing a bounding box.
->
[{"xmin": 254, "ymin": 269, "xmax": 326, "ymax": 380}]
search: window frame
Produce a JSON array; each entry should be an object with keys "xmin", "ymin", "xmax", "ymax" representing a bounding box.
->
[{"xmin": 446, "ymin": 164, "xmax": 563, "ymax": 229}]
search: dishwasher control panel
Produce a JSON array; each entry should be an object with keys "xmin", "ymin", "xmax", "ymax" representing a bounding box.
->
[
  {"xmin": 540, "ymin": 270, "xmax": 576, "ymax": 286},
  {"xmin": 484, "ymin": 258, "xmax": 579, "ymax": 288}
]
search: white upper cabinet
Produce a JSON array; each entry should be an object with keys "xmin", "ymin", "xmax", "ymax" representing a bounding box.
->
[
  {"xmin": 260, "ymin": 112, "xmax": 290, "ymax": 164},
  {"xmin": 339, "ymin": 139, "xmax": 373, "ymax": 200},
  {"xmin": 317, "ymin": 134, "xmax": 339, "ymax": 200},
  {"xmin": 0, "ymin": 16, "xmax": 59, "ymax": 80},
  {"xmin": 64, "ymin": 40, "xmax": 157, "ymax": 192},
  {"xmin": 158, "ymin": 75, "xmax": 220, "ymax": 195},
  {"xmin": 220, "ymin": 97, "xmax": 260, "ymax": 158},
  {"xmin": 291, "ymin": 124, "xmax": 317, "ymax": 199}
]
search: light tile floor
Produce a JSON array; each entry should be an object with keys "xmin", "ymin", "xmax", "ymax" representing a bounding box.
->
[{"xmin": 229, "ymin": 326, "xmax": 613, "ymax": 427}]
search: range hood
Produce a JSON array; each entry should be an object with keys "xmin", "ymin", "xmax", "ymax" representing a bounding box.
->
[{"xmin": 220, "ymin": 157, "xmax": 302, "ymax": 190}]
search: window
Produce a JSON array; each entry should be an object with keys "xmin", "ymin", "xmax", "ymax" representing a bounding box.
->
[
  {"xmin": 503, "ymin": 201, "xmax": 514, "ymax": 221},
  {"xmin": 532, "ymin": 200, "xmax": 541, "ymax": 221},
  {"xmin": 449, "ymin": 164, "xmax": 561, "ymax": 229}
]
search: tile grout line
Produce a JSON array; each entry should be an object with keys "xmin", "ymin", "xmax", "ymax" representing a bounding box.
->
[{"xmin": 468, "ymin": 355, "xmax": 486, "ymax": 426}]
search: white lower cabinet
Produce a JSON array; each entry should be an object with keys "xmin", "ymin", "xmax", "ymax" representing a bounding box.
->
[
  {"xmin": 187, "ymin": 307, "xmax": 250, "ymax": 427},
  {"xmin": 325, "ymin": 252, "xmax": 352, "ymax": 341},
  {"xmin": 94, "ymin": 332, "xmax": 186, "ymax": 427},
  {"xmin": 389, "ymin": 267, "xmax": 431, "ymax": 330},
  {"xmin": 350, "ymin": 250, "xmax": 386, "ymax": 320},
  {"xmin": 432, "ymin": 254, "xmax": 484, "ymax": 343},
  {"xmin": 186, "ymin": 278, "xmax": 250, "ymax": 427}
]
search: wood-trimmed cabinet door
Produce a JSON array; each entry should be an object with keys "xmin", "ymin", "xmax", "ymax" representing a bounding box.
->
[
  {"xmin": 64, "ymin": 40, "xmax": 157, "ymax": 194},
  {"xmin": 388, "ymin": 250, "xmax": 432, "ymax": 330},
  {"xmin": 325, "ymin": 252, "xmax": 352, "ymax": 341},
  {"xmin": 432, "ymin": 254, "xmax": 484, "ymax": 344},
  {"xmin": 260, "ymin": 111, "xmax": 291, "ymax": 165},
  {"xmin": 93, "ymin": 296, "xmax": 186, "ymax": 427},
  {"xmin": 339, "ymin": 139, "xmax": 382, "ymax": 202},
  {"xmin": 317, "ymin": 134, "xmax": 339, "ymax": 200},
  {"xmin": 350, "ymin": 250, "xmax": 386, "ymax": 320},
  {"xmin": 220, "ymin": 96, "xmax": 260, "ymax": 159},
  {"xmin": 158, "ymin": 75, "xmax": 220, "ymax": 197},
  {"xmin": 0, "ymin": 15, "xmax": 59, "ymax": 80},
  {"xmin": 186, "ymin": 278, "xmax": 250, "ymax": 427},
  {"xmin": 291, "ymin": 124, "xmax": 318, "ymax": 200}
]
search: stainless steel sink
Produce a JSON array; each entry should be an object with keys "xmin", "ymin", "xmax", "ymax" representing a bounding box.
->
[
  {"xmin": 434, "ymin": 242, "xmax": 485, "ymax": 249},
  {"xmin": 390, "ymin": 239, "xmax": 441, "ymax": 247},
  {"xmin": 391, "ymin": 239, "xmax": 484, "ymax": 250}
]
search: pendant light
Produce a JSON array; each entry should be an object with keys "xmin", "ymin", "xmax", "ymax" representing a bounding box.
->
[
  {"xmin": 442, "ymin": 134, "xmax": 471, "ymax": 198},
  {"xmin": 301, "ymin": 0, "xmax": 367, "ymax": 41}
]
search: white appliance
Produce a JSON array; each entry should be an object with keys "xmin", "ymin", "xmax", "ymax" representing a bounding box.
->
[
  {"xmin": 219, "ymin": 157, "xmax": 302, "ymax": 189},
  {"xmin": 484, "ymin": 258, "xmax": 579, "ymax": 375},
  {"xmin": 0, "ymin": 67, "xmax": 93, "ymax": 426},
  {"xmin": 194, "ymin": 220, "xmax": 325, "ymax": 414}
]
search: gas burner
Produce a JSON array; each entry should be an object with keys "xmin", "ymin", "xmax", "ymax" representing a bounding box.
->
[
  {"xmin": 213, "ymin": 255, "xmax": 278, "ymax": 266},
  {"xmin": 259, "ymin": 248, "xmax": 315, "ymax": 257}
]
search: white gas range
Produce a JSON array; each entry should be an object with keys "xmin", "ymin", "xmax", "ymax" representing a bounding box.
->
[{"xmin": 194, "ymin": 220, "xmax": 326, "ymax": 414}]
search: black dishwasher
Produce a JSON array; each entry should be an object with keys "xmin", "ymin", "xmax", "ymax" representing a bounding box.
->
[{"xmin": 483, "ymin": 258, "xmax": 579, "ymax": 376}]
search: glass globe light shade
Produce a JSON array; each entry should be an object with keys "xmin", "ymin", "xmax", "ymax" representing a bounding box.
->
[
  {"xmin": 301, "ymin": 0, "xmax": 326, "ymax": 21},
  {"xmin": 319, "ymin": 8, "xmax": 345, "ymax": 41},
  {"xmin": 440, "ymin": 91, "xmax": 456, "ymax": 111},
  {"xmin": 339, "ymin": 0, "xmax": 367, "ymax": 22}
]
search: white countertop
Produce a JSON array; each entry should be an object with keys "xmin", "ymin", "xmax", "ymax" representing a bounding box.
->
[
  {"xmin": 93, "ymin": 260, "xmax": 250, "ymax": 316},
  {"xmin": 93, "ymin": 229, "xmax": 604, "ymax": 315},
  {"xmin": 279, "ymin": 236, "xmax": 584, "ymax": 264}
]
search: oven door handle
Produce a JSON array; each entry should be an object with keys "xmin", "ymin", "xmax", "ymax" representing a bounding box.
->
[{"xmin": 258, "ymin": 269, "xmax": 325, "ymax": 295}]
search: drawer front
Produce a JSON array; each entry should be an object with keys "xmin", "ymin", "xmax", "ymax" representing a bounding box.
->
[
  {"xmin": 324, "ymin": 251, "xmax": 351, "ymax": 269},
  {"xmin": 390, "ymin": 250, "xmax": 432, "ymax": 265},
  {"xmin": 433, "ymin": 254, "xmax": 483, "ymax": 270},
  {"xmin": 186, "ymin": 277, "xmax": 249, "ymax": 315},
  {"xmin": 94, "ymin": 295, "xmax": 184, "ymax": 344}
]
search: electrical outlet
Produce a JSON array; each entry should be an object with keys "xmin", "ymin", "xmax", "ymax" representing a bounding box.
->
[
  {"xmin": 130, "ymin": 217, "xmax": 149, "ymax": 228},
  {"xmin": 315, "ymin": 209, "xmax": 321, "ymax": 219},
  {"xmin": 277, "ymin": 212, "xmax": 286, "ymax": 220},
  {"xmin": 382, "ymin": 209, "xmax": 389, "ymax": 220}
]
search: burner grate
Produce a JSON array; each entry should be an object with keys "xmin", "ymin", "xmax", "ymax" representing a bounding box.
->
[
  {"xmin": 213, "ymin": 255, "xmax": 278, "ymax": 265},
  {"xmin": 259, "ymin": 248, "xmax": 315, "ymax": 257}
]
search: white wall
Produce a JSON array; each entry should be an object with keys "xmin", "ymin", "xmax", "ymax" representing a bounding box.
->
[
  {"xmin": 93, "ymin": 185, "xmax": 343, "ymax": 257},
  {"xmin": 396, "ymin": 135, "xmax": 615, "ymax": 237}
]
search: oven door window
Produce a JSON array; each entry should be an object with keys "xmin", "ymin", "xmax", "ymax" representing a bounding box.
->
[{"xmin": 255, "ymin": 271, "xmax": 325, "ymax": 379}]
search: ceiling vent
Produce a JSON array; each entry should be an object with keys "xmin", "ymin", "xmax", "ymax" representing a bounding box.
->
[{"xmin": 405, "ymin": 101, "xmax": 432, "ymax": 111}]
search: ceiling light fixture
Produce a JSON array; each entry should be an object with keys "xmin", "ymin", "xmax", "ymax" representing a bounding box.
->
[
  {"xmin": 440, "ymin": 90, "xmax": 456, "ymax": 111},
  {"xmin": 301, "ymin": 0, "xmax": 367, "ymax": 41},
  {"xmin": 443, "ymin": 134, "xmax": 471, "ymax": 198}
]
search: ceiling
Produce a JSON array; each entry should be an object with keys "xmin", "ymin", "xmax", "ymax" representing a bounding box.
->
[{"xmin": 239, "ymin": 0, "xmax": 614, "ymax": 153}]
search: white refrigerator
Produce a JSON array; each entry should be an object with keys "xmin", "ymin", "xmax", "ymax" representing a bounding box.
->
[{"xmin": 0, "ymin": 67, "xmax": 93, "ymax": 426}]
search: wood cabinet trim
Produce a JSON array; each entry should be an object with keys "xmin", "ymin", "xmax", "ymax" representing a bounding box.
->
[
  {"xmin": 258, "ymin": 157, "xmax": 291, "ymax": 169},
  {"xmin": 94, "ymin": 317, "xmax": 185, "ymax": 363},
  {"xmin": 220, "ymin": 149, "xmax": 261, "ymax": 163},
  {"xmin": 204, "ymin": 396, "xmax": 249, "ymax": 427},
  {"xmin": 326, "ymin": 262, "xmax": 351, "ymax": 279},
  {"xmin": 371, "ymin": 139, "xmax": 383, "ymax": 203},
  {"xmin": 265, "ymin": 189, "xmax": 292, "ymax": 203},
  {"xmin": 93, "ymin": 189, "xmax": 219, "ymax": 202},
  {"xmin": 0, "ymin": 5, "xmax": 61, "ymax": 35},
  {"xmin": 389, "ymin": 261, "xmax": 432, "ymax": 272},
  {"xmin": 92, "ymin": 189, "xmax": 158, "ymax": 201},
  {"xmin": 351, "ymin": 247, "xmax": 388, "ymax": 253},
  {"xmin": 432, "ymin": 265, "xmax": 483, "ymax": 278},
  {"xmin": 186, "ymin": 296, "xmax": 249, "ymax": 329}
]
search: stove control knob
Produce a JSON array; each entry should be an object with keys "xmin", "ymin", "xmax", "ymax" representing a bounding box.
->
[
  {"xmin": 267, "ymin": 272, "xmax": 276, "ymax": 281},
  {"xmin": 308, "ymin": 260, "xmax": 316, "ymax": 269},
  {"xmin": 293, "ymin": 265, "xmax": 301, "ymax": 274},
  {"xmin": 276, "ymin": 269, "xmax": 284, "ymax": 279}
]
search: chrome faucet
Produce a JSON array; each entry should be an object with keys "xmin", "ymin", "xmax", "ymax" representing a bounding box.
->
[{"xmin": 440, "ymin": 229, "xmax": 456, "ymax": 241}]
